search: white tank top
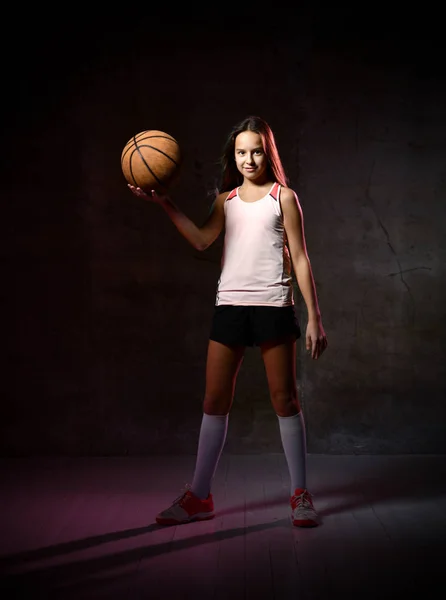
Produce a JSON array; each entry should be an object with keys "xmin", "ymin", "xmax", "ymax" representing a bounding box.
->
[{"xmin": 215, "ymin": 182, "xmax": 294, "ymax": 306}]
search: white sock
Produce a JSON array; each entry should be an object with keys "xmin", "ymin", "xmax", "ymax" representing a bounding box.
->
[
  {"xmin": 191, "ymin": 412, "xmax": 228, "ymax": 499},
  {"xmin": 277, "ymin": 411, "xmax": 307, "ymax": 494}
]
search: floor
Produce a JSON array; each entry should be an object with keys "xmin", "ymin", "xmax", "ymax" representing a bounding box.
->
[{"xmin": 0, "ymin": 453, "xmax": 445, "ymax": 599}]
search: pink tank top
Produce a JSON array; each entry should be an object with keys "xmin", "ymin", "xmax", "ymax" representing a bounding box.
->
[{"xmin": 215, "ymin": 182, "xmax": 294, "ymax": 306}]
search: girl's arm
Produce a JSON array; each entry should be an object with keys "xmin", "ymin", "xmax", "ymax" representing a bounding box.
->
[
  {"xmin": 128, "ymin": 186, "xmax": 226, "ymax": 251},
  {"xmin": 281, "ymin": 186, "xmax": 328, "ymax": 359}
]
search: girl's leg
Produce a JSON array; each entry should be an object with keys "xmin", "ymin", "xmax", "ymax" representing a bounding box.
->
[
  {"xmin": 156, "ymin": 340, "xmax": 245, "ymax": 525},
  {"xmin": 260, "ymin": 336, "xmax": 306, "ymax": 490},
  {"xmin": 260, "ymin": 335, "xmax": 318, "ymax": 526},
  {"xmin": 203, "ymin": 339, "xmax": 245, "ymax": 415},
  {"xmin": 260, "ymin": 335, "xmax": 300, "ymax": 416},
  {"xmin": 191, "ymin": 340, "xmax": 245, "ymax": 498}
]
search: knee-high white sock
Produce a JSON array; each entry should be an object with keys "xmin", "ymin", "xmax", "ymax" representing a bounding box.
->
[
  {"xmin": 191, "ymin": 413, "xmax": 228, "ymax": 499},
  {"xmin": 277, "ymin": 411, "xmax": 307, "ymax": 494}
]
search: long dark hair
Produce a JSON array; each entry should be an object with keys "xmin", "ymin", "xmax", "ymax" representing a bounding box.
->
[{"xmin": 218, "ymin": 116, "xmax": 289, "ymax": 193}]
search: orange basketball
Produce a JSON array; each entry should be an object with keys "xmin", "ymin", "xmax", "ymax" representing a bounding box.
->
[{"xmin": 121, "ymin": 130, "xmax": 181, "ymax": 192}]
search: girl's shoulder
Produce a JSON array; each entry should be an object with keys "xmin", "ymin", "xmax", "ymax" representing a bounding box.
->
[
  {"xmin": 216, "ymin": 188, "xmax": 237, "ymax": 204},
  {"xmin": 213, "ymin": 189, "xmax": 233, "ymax": 208},
  {"xmin": 278, "ymin": 185, "xmax": 299, "ymax": 203}
]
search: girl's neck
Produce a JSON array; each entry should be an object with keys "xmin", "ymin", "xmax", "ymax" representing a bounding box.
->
[{"xmin": 240, "ymin": 178, "xmax": 274, "ymax": 191}]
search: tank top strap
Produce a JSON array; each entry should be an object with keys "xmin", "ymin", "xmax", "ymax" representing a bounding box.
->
[
  {"xmin": 226, "ymin": 188, "xmax": 238, "ymax": 201},
  {"xmin": 269, "ymin": 182, "xmax": 281, "ymax": 201}
]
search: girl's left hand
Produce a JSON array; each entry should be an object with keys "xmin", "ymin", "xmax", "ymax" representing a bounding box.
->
[{"xmin": 306, "ymin": 319, "xmax": 328, "ymax": 360}]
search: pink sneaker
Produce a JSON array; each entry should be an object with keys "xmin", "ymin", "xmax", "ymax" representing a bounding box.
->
[
  {"xmin": 291, "ymin": 488, "xmax": 319, "ymax": 527},
  {"xmin": 156, "ymin": 485, "xmax": 215, "ymax": 525}
]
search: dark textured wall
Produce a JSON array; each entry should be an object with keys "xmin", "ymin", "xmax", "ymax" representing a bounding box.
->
[{"xmin": 2, "ymin": 13, "xmax": 445, "ymax": 455}]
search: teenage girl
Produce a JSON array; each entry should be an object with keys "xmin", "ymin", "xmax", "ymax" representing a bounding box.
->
[{"xmin": 128, "ymin": 115, "xmax": 328, "ymax": 527}]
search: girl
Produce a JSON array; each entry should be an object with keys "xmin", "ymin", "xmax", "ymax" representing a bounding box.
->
[{"xmin": 128, "ymin": 116, "xmax": 328, "ymax": 527}]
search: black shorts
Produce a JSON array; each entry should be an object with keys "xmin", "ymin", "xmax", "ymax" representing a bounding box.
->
[{"xmin": 209, "ymin": 305, "xmax": 301, "ymax": 347}]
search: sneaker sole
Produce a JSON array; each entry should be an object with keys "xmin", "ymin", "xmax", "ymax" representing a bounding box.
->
[
  {"xmin": 156, "ymin": 513, "xmax": 215, "ymax": 526},
  {"xmin": 292, "ymin": 518, "xmax": 319, "ymax": 527}
]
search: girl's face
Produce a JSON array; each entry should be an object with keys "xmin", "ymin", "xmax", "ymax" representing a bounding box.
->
[{"xmin": 234, "ymin": 131, "xmax": 268, "ymax": 183}]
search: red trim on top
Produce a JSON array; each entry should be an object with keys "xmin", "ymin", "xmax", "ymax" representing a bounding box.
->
[
  {"xmin": 269, "ymin": 182, "xmax": 280, "ymax": 201},
  {"xmin": 226, "ymin": 188, "xmax": 238, "ymax": 200}
]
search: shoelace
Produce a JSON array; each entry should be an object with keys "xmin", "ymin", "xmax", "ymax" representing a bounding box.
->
[
  {"xmin": 172, "ymin": 483, "xmax": 192, "ymax": 506},
  {"xmin": 292, "ymin": 490, "xmax": 313, "ymax": 510}
]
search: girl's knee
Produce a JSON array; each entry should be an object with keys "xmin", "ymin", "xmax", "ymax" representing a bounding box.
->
[
  {"xmin": 203, "ymin": 396, "xmax": 232, "ymax": 416},
  {"xmin": 270, "ymin": 391, "xmax": 300, "ymax": 417}
]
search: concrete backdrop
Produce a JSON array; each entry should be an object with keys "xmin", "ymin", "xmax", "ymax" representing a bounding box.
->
[{"xmin": 2, "ymin": 12, "xmax": 445, "ymax": 455}]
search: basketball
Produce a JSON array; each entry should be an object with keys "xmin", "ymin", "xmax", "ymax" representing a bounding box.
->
[{"xmin": 121, "ymin": 130, "xmax": 182, "ymax": 192}]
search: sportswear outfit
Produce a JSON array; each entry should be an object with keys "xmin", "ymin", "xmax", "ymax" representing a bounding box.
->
[{"xmin": 156, "ymin": 182, "xmax": 319, "ymax": 527}]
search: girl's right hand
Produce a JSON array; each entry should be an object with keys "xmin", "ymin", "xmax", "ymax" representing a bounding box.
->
[{"xmin": 127, "ymin": 184, "xmax": 166, "ymax": 204}]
